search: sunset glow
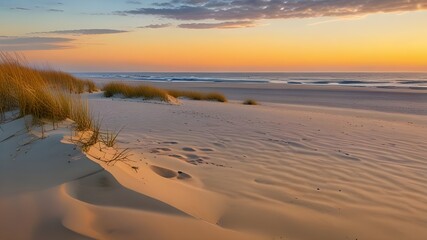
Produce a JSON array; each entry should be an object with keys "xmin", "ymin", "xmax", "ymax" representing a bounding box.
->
[{"xmin": 1, "ymin": 0, "xmax": 426, "ymax": 72}]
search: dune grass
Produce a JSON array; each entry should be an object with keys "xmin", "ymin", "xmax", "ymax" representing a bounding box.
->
[
  {"xmin": 167, "ymin": 89, "xmax": 227, "ymax": 102},
  {"xmin": 243, "ymin": 99, "xmax": 258, "ymax": 105},
  {"xmin": 103, "ymin": 82, "xmax": 227, "ymax": 103},
  {"xmin": 69, "ymin": 98, "xmax": 93, "ymax": 131},
  {"xmin": 101, "ymin": 127, "xmax": 123, "ymax": 147},
  {"xmin": 38, "ymin": 70, "xmax": 97, "ymax": 93},
  {"xmin": 79, "ymin": 118, "xmax": 101, "ymax": 152},
  {"xmin": 0, "ymin": 53, "xmax": 134, "ymax": 164},
  {"xmin": 0, "ymin": 53, "xmax": 96, "ymax": 130},
  {"xmin": 103, "ymin": 82, "xmax": 170, "ymax": 101}
]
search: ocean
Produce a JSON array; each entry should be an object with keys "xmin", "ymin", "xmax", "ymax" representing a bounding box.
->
[{"xmin": 74, "ymin": 72, "xmax": 427, "ymax": 89}]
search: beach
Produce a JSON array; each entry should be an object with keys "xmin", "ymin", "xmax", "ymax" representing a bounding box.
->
[
  {"xmin": 1, "ymin": 81, "xmax": 426, "ymax": 240},
  {"xmin": 92, "ymin": 79, "xmax": 427, "ymax": 115},
  {"xmin": 3, "ymin": 0, "xmax": 427, "ymax": 238}
]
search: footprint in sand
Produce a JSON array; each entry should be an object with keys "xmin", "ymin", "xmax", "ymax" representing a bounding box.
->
[
  {"xmin": 177, "ymin": 171, "xmax": 192, "ymax": 180},
  {"xmin": 199, "ymin": 148, "xmax": 214, "ymax": 152},
  {"xmin": 186, "ymin": 154, "xmax": 200, "ymax": 160},
  {"xmin": 186, "ymin": 154, "xmax": 204, "ymax": 164},
  {"xmin": 169, "ymin": 154, "xmax": 185, "ymax": 160},
  {"xmin": 150, "ymin": 165, "xmax": 192, "ymax": 180},
  {"xmin": 168, "ymin": 153, "xmax": 206, "ymax": 165},
  {"xmin": 182, "ymin": 147, "xmax": 196, "ymax": 152},
  {"xmin": 157, "ymin": 147, "xmax": 172, "ymax": 151},
  {"xmin": 150, "ymin": 147, "xmax": 172, "ymax": 153},
  {"xmin": 150, "ymin": 165, "xmax": 177, "ymax": 178}
]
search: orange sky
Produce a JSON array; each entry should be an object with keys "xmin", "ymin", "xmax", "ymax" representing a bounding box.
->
[{"xmin": 1, "ymin": 1, "xmax": 427, "ymax": 72}]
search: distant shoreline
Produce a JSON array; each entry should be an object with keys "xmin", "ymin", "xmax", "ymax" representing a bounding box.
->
[
  {"xmin": 74, "ymin": 72, "xmax": 427, "ymax": 89},
  {"xmin": 89, "ymin": 78, "xmax": 427, "ymax": 116}
]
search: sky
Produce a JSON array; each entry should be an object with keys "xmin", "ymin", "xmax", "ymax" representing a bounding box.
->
[{"xmin": 0, "ymin": 0, "xmax": 426, "ymax": 72}]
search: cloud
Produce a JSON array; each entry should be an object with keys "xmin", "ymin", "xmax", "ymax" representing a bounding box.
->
[
  {"xmin": 34, "ymin": 29, "xmax": 129, "ymax": 35},
  {"xmin": 0, "ymin": 36, "xmax": 73, "ymax": 51},
  {"xmin": 119, "ymin": 0, "xmax": 427, "ymax": 21},
  {"xmin": 48, "ymin": 9, "xmax": 64, "ymax": 12},
  {"xmin": 139, "ymin": 23, "xmax": 171, "ymax": 28},
  {"xmin": 126, "ymin": 0, "xmax": 141, "ymax": 4},
  {"xmin": 119, "ymin": 5, "xmax": 212, "ymax": 20},
  {"xmin": 178, "ymin": 20, "xmax": 256, "ymax": 29},
  {"xmin": 10, "ymin": 7, "xmax": 31, "ymax": 11}
]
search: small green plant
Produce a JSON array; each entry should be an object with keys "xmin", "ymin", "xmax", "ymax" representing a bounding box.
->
[
  {"xmin": 106, "ymin": 148, "xmax": 132, "ymax": 166},
  {"xmin": 243, "ymin": 99, "xmax": 258, "ymax": 105}
]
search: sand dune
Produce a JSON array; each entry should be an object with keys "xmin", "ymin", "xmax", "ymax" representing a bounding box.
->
[
  {"xmin": 1, "ymin": 90, "xmax": 426, "ymax": 239},
  {"xmin": 0, "ymin": 115, "xmax": 262, "ymax": 240}
]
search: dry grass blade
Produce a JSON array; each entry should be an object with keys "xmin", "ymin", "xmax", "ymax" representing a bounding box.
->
[
  {"xmin": 101, "ymin": 127, "xmax": 124, "ymax": 147},
  {"xmin": 80, "ymin": 118, "xmax": 101, "ymax": 152},
  {"xmin": 70, "ymin": 98, "xmax": 92, "ymax": 131},
  {"xmin": 105, "ymin": 148, "xmax": 133, "ymax": 166}
]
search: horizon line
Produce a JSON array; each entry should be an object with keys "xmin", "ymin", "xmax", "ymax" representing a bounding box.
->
[{"xmin": 71, "ymin": 70, "xmax": 427, "ymax": 74}]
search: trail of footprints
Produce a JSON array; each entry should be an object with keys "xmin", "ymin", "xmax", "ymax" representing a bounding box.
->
[{"xmin": 149, "ymin": 142, "xmax": 226, "ymax": 167}]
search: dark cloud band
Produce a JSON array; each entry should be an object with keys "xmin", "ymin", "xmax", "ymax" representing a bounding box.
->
[
  {"xmin": 139, "ymin": 23, "xmax": 171, "ymax": 28},
  {"xmin": 178, "ymin": 20, "xmax": 255, "ymax": 29},
  {"xmin": 119, "ymin": 0, "xmax": 427, "ymax": 21}
]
